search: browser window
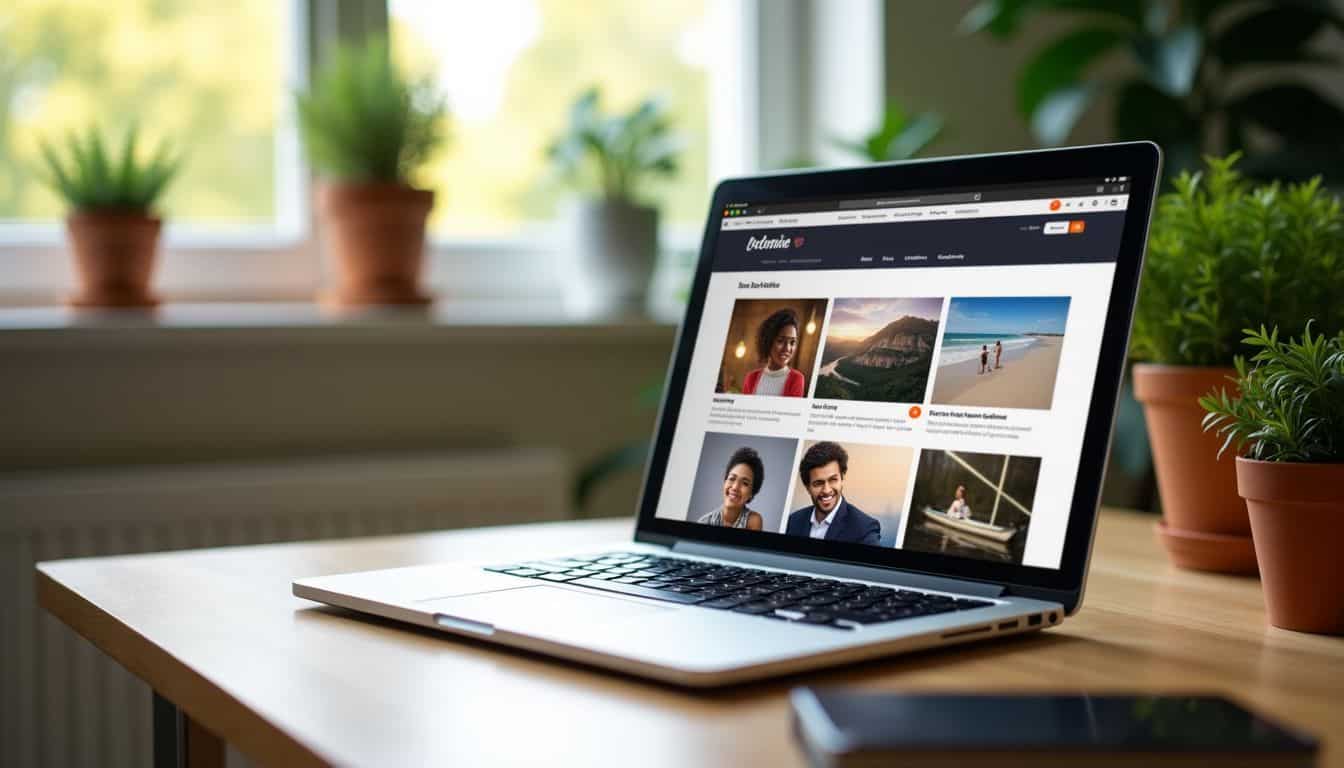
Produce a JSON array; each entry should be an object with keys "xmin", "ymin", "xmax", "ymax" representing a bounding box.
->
[{"xmin": 654, "ymin": 179, "xmax": 1132, "ymax": 569}]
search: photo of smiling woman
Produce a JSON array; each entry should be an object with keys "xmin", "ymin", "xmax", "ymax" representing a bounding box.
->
[
  {"xmin": 695, "ymin": 446, "xmax": 766, "ymax": 530},
  {"xmin": 743, "ymin": 308, "xmax": 805, "ymax": 396},
  {"xmin": 686, "ymin": 432, "xmax": 798, "ymax": 533},
  {"xmin": 716, "ymin": 298, "xmax": 827, "ymax": 397}
]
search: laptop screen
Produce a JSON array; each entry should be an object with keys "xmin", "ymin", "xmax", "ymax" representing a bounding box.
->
[{"xmin": 652, "ymin": 177, "xmax": 1133, "ymax": 571}]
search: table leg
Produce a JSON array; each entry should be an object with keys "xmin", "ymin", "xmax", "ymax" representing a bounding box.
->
[{"xmin": 153, "ymin": 691, "xmax": 225, "ymax": 768}]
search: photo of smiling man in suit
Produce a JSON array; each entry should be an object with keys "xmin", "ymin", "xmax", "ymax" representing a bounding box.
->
[{"xmin": 785, "ymin": 441, "xmax": 881, "ymax": 546}]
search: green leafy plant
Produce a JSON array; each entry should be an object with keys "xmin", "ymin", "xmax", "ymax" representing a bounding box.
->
[
  {"xmin": 547, "ymin": 87, "xmax": 681, "ymax": 205},
  {"xmin": 36, "ymin": 125, "xmax": 180, "ymax": 212},
  {"xmin": 296, "ymin": 39, "xmax": 447, "ymax": 185},
  {"xmin": 1130, "ymin": 154, "xmax": 1344, "ymax": 366},
  {"xmin": 962, "ymin": 0, "xmax": 1344, "ymax": 178},
  {"xmin": 1200, "ymin": 324, "xmax": 1344, "ymax": 462},
  {"xmin": 832, "ymin": 101, "xmax": 944, "ymax": 162}
]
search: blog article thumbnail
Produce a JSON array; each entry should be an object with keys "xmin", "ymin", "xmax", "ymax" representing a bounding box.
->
[
  {"xmin": 903, "ymin": 448, "xmax": 1041, "ymax": 564},
  {"xmin": 930, "ymin": 296, "xmax": 1070, "ymax": 410},
  {"xmin": 716, "ymin": 298, "xmax": 828, "ymax": 397},
  {"xmin": 814, "ymin": 297, "xmax": 943, "ymax": 404},
  {"xmin": 785, "ymin": 440, "xmax": 915, "ymax": 547},
  {"xmin": 686, "ymin": 432, "xmax": 799, "ymax": 533}
]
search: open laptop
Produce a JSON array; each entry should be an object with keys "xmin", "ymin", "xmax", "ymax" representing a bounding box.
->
[{"xmin": 295, "ymin": 142, "xmax": 1161, "ymax": 687}]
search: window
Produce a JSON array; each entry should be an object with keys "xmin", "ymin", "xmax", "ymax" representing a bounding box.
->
[
  {"xmin": 388, "ymin": 0, "xmax": 712, "ymax": 238},
  {"xmin": 0, "ymin": 0, "xmax": 301, "ymax": 238},
  {"xmin": 0, "ymin": 1, "xmax": 882, "ymax": 306}
]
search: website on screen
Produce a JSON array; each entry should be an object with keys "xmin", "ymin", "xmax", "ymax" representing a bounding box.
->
[{"xmin": 655, "ymin": 179, "xmax": 1133, "ymax": 570}]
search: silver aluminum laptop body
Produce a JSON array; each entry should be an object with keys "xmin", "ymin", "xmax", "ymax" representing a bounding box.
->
[
  {"xmin": 294, "ymin": 143, "xmax": 1160, "ymax": 687},
  {"xmin": 293, "ymin": 546, "xmax": 1063, "ymax": 687}
]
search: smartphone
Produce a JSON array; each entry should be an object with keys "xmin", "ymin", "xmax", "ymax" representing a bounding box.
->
[{"xmin": 790, "ymin": 689, "xmax": 1318, "ymax": 768}]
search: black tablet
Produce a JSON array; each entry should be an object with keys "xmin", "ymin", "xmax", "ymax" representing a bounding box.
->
[{"xmin": 791, "ymin": 688, "xmax": 1318, "ymax": 768}]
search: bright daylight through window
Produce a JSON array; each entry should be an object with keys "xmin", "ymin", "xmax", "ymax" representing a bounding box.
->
[
  {"xmin": 0, "ymin": 0, "xmax": 294, "ymax": 234},
  {"xmin": 388, "ymin": 0, "xmax": 711, "ymax": 237}
]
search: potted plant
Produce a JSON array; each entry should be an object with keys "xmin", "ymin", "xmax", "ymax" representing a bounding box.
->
[
  {"xmin": 296, "ymin": 40, "xmax": 447, "ymax": 306},
  {"xmin": 1130, "ymin": 155, "xmax": 1344, "ymax": 573},
  {"xmin": 1202, "ymin": 325, "xmax": 1344, "ymax": 634},
  {"xmin": 37, "ymin": 125, "xmax": 180, "ymax": 308},
  {"xmin": 547, "ymin": 87, "xmax": 681, "ymax": 313}
]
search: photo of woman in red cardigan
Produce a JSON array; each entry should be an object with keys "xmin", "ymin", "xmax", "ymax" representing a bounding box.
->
[{"xmin": 742, "ymin": 308, "xmax": 807, "ymax": 397}]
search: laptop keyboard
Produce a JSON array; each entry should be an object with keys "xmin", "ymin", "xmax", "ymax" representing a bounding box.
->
[{"xmin": 485, "ymin": 551, "xmax": 995, "ymax": 630}]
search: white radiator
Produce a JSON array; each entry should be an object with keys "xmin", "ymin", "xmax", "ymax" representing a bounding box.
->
[{"xmin": 1, "ymin": 449, "xmax": 569, "ymax": 768}]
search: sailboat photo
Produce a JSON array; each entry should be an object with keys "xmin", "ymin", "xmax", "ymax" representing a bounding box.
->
[{"xmin": 903, "ymin": 449, "xmax": 1041, "ymax": 565}]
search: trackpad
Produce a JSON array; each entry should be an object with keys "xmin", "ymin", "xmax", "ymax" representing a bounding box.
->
[{"xmin": 420, "ymin": 585, "xmax": 673, "ymax": 632}]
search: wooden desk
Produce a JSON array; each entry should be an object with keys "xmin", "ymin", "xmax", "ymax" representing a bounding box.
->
[{"xmin": 38, "ymin": 509, "xmax": 1344, "ymax": 767}]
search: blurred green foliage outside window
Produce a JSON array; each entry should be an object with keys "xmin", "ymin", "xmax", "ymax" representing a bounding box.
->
[
  {"xmin": 389, "ymin": 0, "xmax": 710, "ymax": 237},
  {"xmin": 0, "ymin": 0, "xmax": 288, "ymax": 228}
]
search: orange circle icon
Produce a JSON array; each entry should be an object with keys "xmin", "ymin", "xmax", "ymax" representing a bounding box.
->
[
  {"xmin": 1049, "ymin": 199, "xmax": 1061, "ymax": 211},
  {"xmin": 908, "ymin": 405, "xmax": 922, "ymax": 419}
]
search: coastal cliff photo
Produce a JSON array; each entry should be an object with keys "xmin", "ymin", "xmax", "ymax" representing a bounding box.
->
[{"xmin": 813, "ymin": 297, "xmax": 944, "ymax": 404}]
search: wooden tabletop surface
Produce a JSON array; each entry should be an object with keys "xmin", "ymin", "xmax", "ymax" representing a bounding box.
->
[{"xmin": 38, "ymin": 509, "xmax": 1344, "ymax": 767}]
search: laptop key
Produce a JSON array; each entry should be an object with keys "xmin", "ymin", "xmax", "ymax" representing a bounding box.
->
[
  {"xmin": 568, "ymin": 577, "xmax": 705, "ymax": 604},
  {"xmin": 799, "ymin": 595, "xmax": 840, "ymax": 607},
  {"xmin": 701, "ymin": 596, "xmax": 751, "ymax": 609}
]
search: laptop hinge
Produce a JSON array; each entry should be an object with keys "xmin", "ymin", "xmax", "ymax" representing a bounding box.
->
[{"xmin": 672, "ymin": 541, "xmax": 1006, "ymax": 598}]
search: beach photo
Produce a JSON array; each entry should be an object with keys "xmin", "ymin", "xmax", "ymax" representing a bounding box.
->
[
  {"xmin": 902, "ymin": 449, "xmax": 1041, "ymax": 564},
  {"xmin": 715, "ymin": 298, "xmax": 828, "ymax": 398},
  {"xmin": 685, "ymin": 432, "xmax": 798, "ymax": 534},
  {"xmin": 786, "ymin": 440, "xmax": 914, "ymax": 546},
  {"xmin": 813, "ymin": 297, "xmax": 943, "ymax": 403},
  {"xmin": 930, "ymin": 296, "xmax": 1070, "ymax": 410}
]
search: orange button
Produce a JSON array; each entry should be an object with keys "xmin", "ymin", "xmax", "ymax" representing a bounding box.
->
[
  {"xmin": 1069, "ymin": 220, "xmax": 1086, "ymax": 233},
  {"xmin": 908, "ymin": 405, "xmax": 922, "ymax": 419},
  {"xmin": 1049, "ymin": 199, "xmax": 1061, "ymax": 211}
]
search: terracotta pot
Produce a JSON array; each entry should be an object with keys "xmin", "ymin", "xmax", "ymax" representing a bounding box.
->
[
  {"xmin": 65, "ymin": 211, "xmax": 161, "ymax": 308},
  {"xmin": 1132, "ymin": 363, "xmax": 1255, "ymax": 573},
  {"xmin": 1236, "ymin": 458, "xmax": 1344, "ymax": 634},
  {"xmin": 319, "ymin": 182, "xmax": 434, "ymax": 306}
]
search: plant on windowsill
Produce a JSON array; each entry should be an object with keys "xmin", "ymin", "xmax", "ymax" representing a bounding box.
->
[
  {"xmin": 36, "ymin": 125, "xmax": 181, "ymax": 308},
  {"xmin": 547, "ymin": 86, "xmax": 681, "ymax": 314},
  {"xmin": 296, "ymin": 39, "xmax": 447, "ymax": 306},
  {"xmin": 1201, "ymin": 325, "xmax": 1344, "ymax": 634},
  {"xmin": 1129, "ymin": 154, "xmax": 1344, "ymax": 574}
]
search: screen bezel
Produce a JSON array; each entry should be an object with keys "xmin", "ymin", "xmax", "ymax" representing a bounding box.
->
[{"xmin": 633, "ymin": 142, "xmax": 1161, "ymax": 603}]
